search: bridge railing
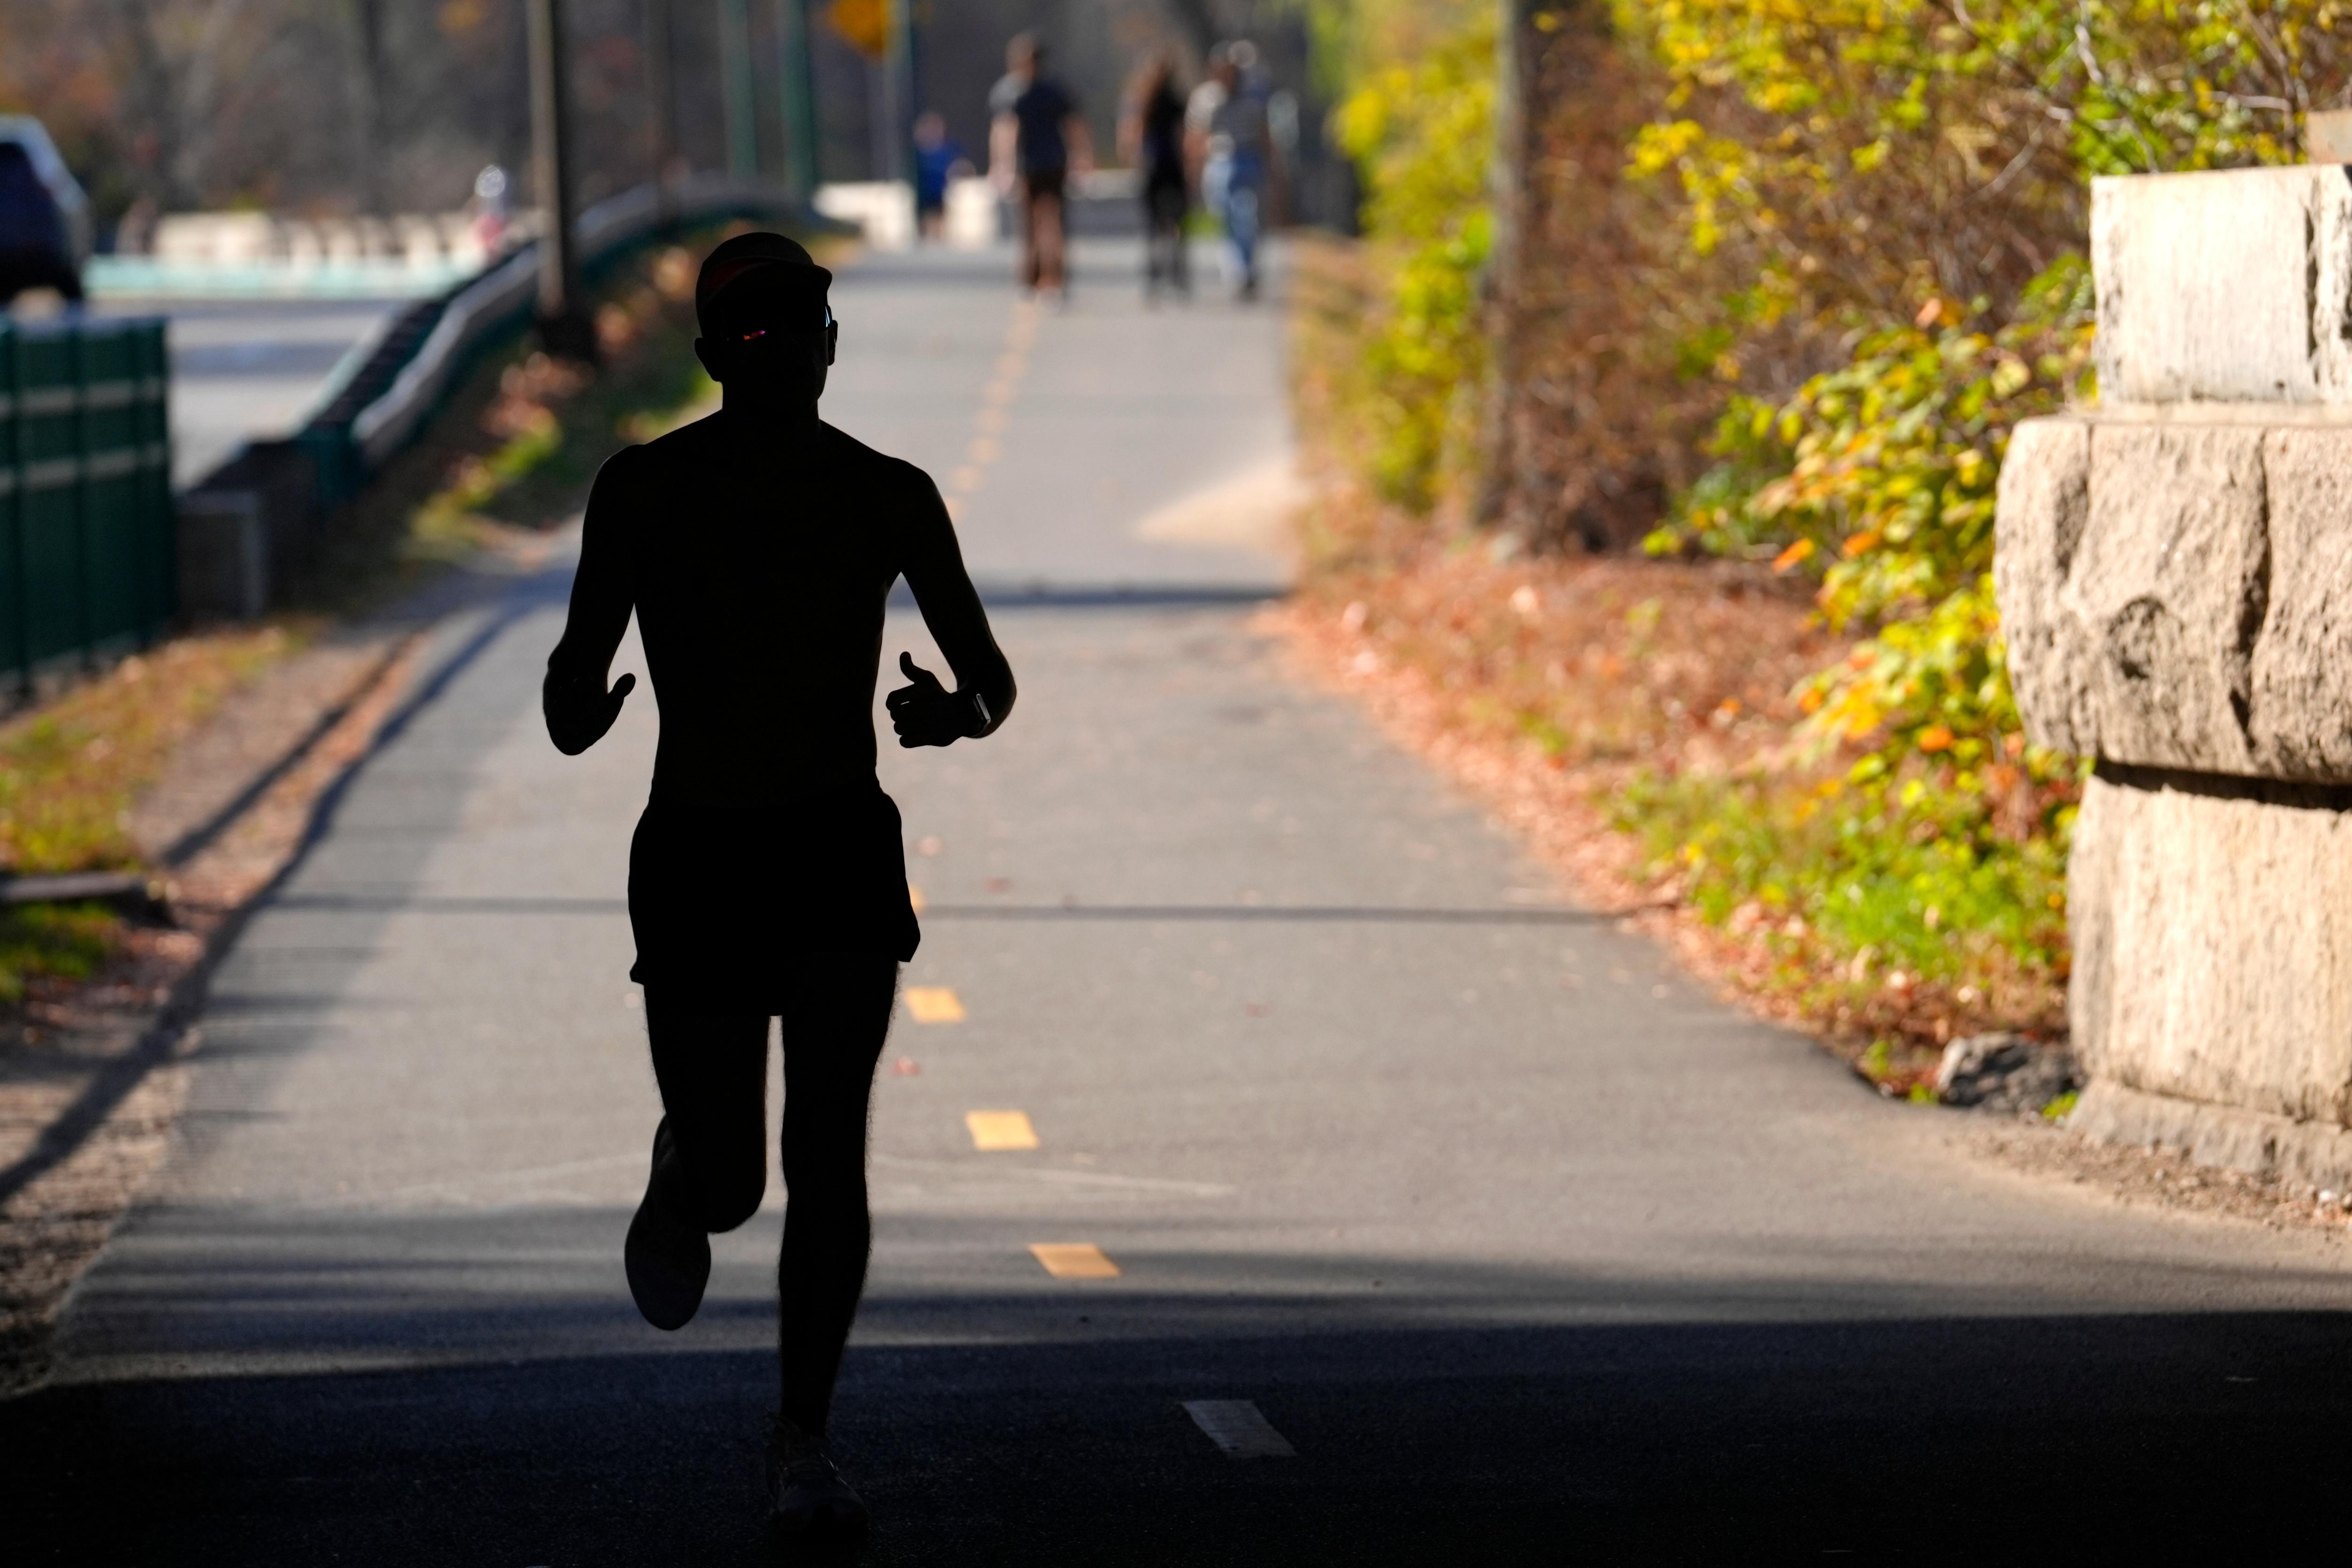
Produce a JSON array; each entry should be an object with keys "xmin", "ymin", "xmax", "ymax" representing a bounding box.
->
[
  {"xmin": 176, "ymin": 175, "xmax": 822, "ymax": 620},
  {"xmin": 0, "ymin": 316, "xmax": 174, "ymax": 693}
]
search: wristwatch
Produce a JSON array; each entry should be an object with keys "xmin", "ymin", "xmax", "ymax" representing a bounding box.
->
[{"xmin": 967, "ymin": 691, "xmax": 993, "ymax": 735}]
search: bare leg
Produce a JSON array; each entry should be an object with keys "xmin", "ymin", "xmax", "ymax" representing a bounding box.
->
[
  {"xmin": 643, "ymin": 998, "xmax": 769, "ymax": 1231},
  {"xmin": 776, "ymin": 953, "xmax": 898, "ymax": 1434},
  {"xmin": 1019, "ymin": 183, "xmax": 1043, "ymax": 289},
  {"xmin": 1035, "ymin": 191, "xmax": 1067, "ymax": 293}
]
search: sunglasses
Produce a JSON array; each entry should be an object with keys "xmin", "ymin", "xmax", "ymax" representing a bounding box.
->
[{"xmin": 734, "ymin": 305, "xmax": 836, "ymax": 342}]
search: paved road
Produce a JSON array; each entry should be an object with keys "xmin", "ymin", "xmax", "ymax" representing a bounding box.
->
[
  {"xmin": 91, "ymin": 297, "xmax": 404, "ymax": 486},
  {"xmin": 14, "ymin": 242, "xmax": 2352, "ymax": 1562}
]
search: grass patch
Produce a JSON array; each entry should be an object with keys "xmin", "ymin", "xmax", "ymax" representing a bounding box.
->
[
  {"xmin": 0, "ymin": 625, "xmax": 305, "ymax": 876},
  {"xmin": 0, "ymin": 623, "xmax": 307, "ymax": 1000},
  {"xmin": 0, "ymin": 905, "xmax": 116, "ymax": 1006},
  {"xmin": 1610, "ymin": 767, "xmax": 2069, "ymax": 1044}
]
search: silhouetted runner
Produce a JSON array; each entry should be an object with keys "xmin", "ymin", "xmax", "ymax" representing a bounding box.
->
[{"xmin": 542, "ymin": 231, "xmax": 1016, "ymax": 1545}]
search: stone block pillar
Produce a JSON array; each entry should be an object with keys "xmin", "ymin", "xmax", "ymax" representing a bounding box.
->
[{"xmin": 1996, "ymin": 163, "xmax": 2352, "ymax": 1186}]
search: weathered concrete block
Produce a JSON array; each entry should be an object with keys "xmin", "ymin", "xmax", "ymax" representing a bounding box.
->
[
  {"xmin": 2069, "ymin": 423, "xmax": 2267, "ymax": 771},
  {"xmin": 2093, "ymin": 164, "xmax": 2352, "ymax": 403},
  {"xmin": 1996, "ymin": 416, "xmax": 2268, "ymax": 772},
  {"xmin": 1992, "ymin": 417, "xmax": 2093, "ymax": 753},
  {"xmin": 2248, "ymin": 425, "xmax": 2352, "ymax": 773},
  {"xmin": 2068, "ymin": 771, "xmax": 2352, "ymax": 1123},
  {"xmin": 1998, "ymin": 413, "xmax": 2352, "ymax": 780}
]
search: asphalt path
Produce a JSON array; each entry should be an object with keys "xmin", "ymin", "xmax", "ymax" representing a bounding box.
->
[
  {"xmin": 13, "ymin": 242, "xmax": 2352, "ymax": 1562},
  {"xmin": 91, "ymin": 296, "xmax": 404, "ymax": 487}
]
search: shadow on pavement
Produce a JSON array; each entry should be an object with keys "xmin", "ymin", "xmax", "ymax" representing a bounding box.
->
[{"xmin": 8, "ymin": 1203, "xmax": 2351, "ymax": 1563}]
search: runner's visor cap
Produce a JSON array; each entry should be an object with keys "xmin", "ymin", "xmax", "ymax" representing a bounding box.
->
[{"xmin": 696, "ymin": 234, "xmax": 834, "ymax": 338}]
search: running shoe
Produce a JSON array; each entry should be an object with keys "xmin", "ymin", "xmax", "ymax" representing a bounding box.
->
[
  {"xmin": 623, "ymin": 1118, "xmax": 710, "ymax": 1331},
  {"xmin": 768, "ymin": 1417, "xmax": 870, "ymax": 1541}
]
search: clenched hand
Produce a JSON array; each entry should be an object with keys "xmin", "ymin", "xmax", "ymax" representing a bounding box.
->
[
  {"xmin": 886, "ymin": 652, "xmax": 977, "ymax": 748},
  {"xmin": 544, "ymin": 670, "xmax": 635, "ymax": 755}
]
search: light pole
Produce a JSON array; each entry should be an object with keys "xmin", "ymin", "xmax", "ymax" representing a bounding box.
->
[
  {"xmin": 526, "ymin": 0, "xmax": 595, "ymax": 360},
  {"xmin": 719, "ymin": 0, "xmax": 761, "ymax": 181},
  {"xmin": 776, "ymin": 0, "xmax": 819, "ymax": 201},
  {"xmin": 644, "ymin": 0, "xmax": 681, "ymax": 217},
  {"xmin": 882, "ymin": 0, "xmax": 915, "ymax": 184}
]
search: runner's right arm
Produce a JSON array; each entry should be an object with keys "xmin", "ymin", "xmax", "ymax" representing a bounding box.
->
[
  {"xmin": 891, "ymin": 465, "xmax": 1015, "ymax": 748},
  {"xmin": 543, "ymin": 449, "xmax": 639, "ymax": 755}
]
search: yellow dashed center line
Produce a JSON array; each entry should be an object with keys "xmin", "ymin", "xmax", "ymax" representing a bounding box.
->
[
  {"xmin": 944, "ymin": 303, "xmax": 1040, "ymax": 510},
  {"xmin": 903, "ymin": 986, "xmax": 966, "ymax": 1023},
  {"xmin": 966, "ymin": 1109, "xmax": 1039, "ymax": 1150},
  {"xmin": 1029, "ymin": 1242, "xmax": 1119, "ymax": 1278}
]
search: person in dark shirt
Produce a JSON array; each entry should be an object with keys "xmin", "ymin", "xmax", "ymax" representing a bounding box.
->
[
  {"xmin": 1120, "ymin": 50, "xmax": 1191, "ymax": 298},
  {"xmin": 988, "ymin": 33, "xmax": 1092, "ymax": 299},
  {"xmin": 543, "ymin": 231, "xmax": 1015, "ymax": 1543}
]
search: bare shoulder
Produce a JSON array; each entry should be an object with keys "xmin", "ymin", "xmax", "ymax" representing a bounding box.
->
[
  {"xmin": 818, "ymin": 423, "xmax": 943, "ymax": 510},
  {"xmin": 629, "ymin": 409, "xmax": 725, "ymax": 472}
]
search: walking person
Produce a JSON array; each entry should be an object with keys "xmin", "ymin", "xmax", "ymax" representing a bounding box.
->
[
  {"xmin": 543, "ymin": 232, "xmax": 1016, "ymax": 1544},
  {"xmin": 1187, "ymin": 41, "xmax": 1274, "ymax": 300},
  {"xmin": 989, "ymin": 32, "xmax": 1092, "ymax": 302},
  {"xmin": 1120, "ymin": 49, "xmax": 1191, "ymax": 299}
]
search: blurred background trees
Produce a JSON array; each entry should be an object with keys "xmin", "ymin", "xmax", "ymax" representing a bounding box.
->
[{"xmin": 0, "ymin": 0, "xmax": 1325, "ymax": 240}]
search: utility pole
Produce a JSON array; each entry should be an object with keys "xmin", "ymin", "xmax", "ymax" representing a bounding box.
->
[
  {"xmin": 718, "ymin": 0, "xmax": 761, "ymax": 181},
  {"xmin": 526, "ymin": 0, "xmax": 595, "ymax": 360},
  {"xmin": 1473, "ymin": 0, "xmax": 1532, "ymax": 530},
  {"xmin": 882, "ymin": 0, "xmax": 916, "ymax": 184},
  {"xmin": 644, "ymin": 0, "xmax": 681, "ymax": 217},
  {"xmin": 347, "ymin": 0, "xmax": 390, "ymax": 214},
  {"xmin": 775, "ymin": 0, "xmax": 820, "ymax": 201}
]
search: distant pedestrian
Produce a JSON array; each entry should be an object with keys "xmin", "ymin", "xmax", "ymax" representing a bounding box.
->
[
  {"xmin": 1187, "ymin": 41, "xmax": 1274, "ymax": 300},
  {"xmin": 911, "ymin": 111, "xmax": 967, "ymax": 244},
  {"xmin": 989, "ymin": 33, "xmax": 1092, "ymax": 302},
  {"xmin": 544, "ymin": 232, "xmax": 1016, "ymax": 1545},
  {"xmin": 1120, "ymin": 49, "xmax": 1191, "ymax": 299}
]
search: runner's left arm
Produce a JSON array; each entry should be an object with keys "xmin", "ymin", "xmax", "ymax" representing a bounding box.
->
[
  {"xmin": 543, "ymin": 449, "xmax": 639, "ymax": 755},
  {"xmin": 891, "ymin": 467, "xmax": 1015, "ymax": 748}
]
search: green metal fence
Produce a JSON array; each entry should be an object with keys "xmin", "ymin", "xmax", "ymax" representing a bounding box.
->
[{"xmin": 0, "ymin": 316, "xmax": 174, "ymax": 693}]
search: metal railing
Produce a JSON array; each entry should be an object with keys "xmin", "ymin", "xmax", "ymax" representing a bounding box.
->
[
  {"xmin": 175, "ymin": 175, "xmax": 821, "ymax": 621},
  {"xmin": 0, "ymin": 317, "xmax": 174, "ymax": 693}
]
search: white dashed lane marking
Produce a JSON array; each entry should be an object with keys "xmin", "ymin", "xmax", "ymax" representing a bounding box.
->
[{"xmin": 1182, "ymin": 1400, "xmax": 1296, "ymax": 1459}]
